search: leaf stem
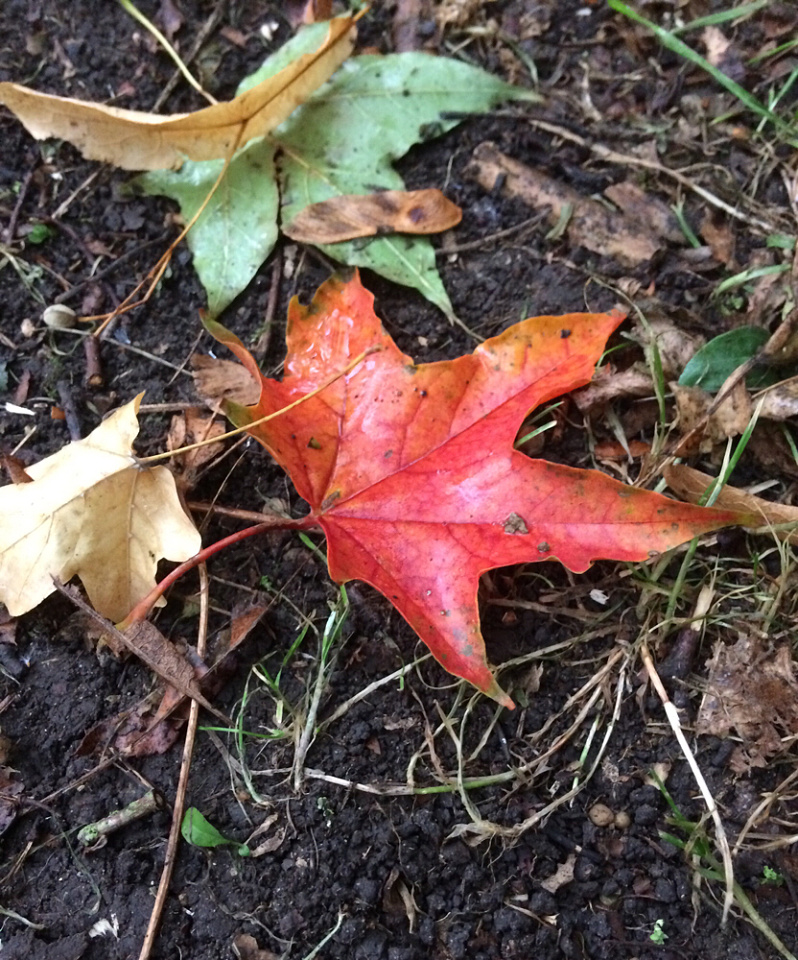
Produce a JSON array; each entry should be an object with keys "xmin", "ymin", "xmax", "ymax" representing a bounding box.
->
[{"xmin": 119, "ymin": 515, "xmax": 319, "ymax": 627}]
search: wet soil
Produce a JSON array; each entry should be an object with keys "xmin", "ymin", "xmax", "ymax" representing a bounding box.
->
[{"xmin": 0, "ymin": 2, "xmax": 797, "ymax": 959}]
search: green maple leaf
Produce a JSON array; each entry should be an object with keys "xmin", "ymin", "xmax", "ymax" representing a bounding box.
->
[{"xmin": 139, "ymin": 22, "xmax": 536, "ymax": 319}]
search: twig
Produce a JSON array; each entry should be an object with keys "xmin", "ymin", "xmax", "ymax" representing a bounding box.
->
[
  {"xmin": 138, "ymin": 563, "xmax": 210, "ymax": 960},
  {"xmin": 56, "ymin": 380, "xmax": 82, "ymax": 440},
  {"xmin": 640, "ymin": 639, "xmax": 735, "ymax": 924},
  {"xmin": 83, "ymin": 337, "xmax": 104, "ymax": 388},
  {"xmin": 254, "ymin": 255, "xmax": 282, "ymax": 360},
  {"xmin": 3, "ymin": 168, "xmax": 34, "ymax": 245},
  {"xmin": 152, "ymin": 1, "xmax": 226, "ymax": 112}
]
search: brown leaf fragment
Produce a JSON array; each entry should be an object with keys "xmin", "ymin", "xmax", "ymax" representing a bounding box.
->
[
  {"xmin": 283, "ymin": 189, "xmax": 462, "ymax": 244},
  {"xmin": 229, "ymin": 599, "xmax": 271, "ymax": 651},
  {"xmin": 121, "ymin": 620, "xmax": 227, "ymax": 722},
  {"xmin": 0, "ymin": 15, "xmax": 356, "ymax": 171},
  {"xmin": 0, "ymin": 765, "xmax": 24, "ymax": 835},
  {"xmin": 0, "ymin": 454, "xmax": 33, "ymax": 484},
  {"xmin": 663, "ymin": 463, "xmax": 798, "ymax": 545},
  {"xmin": 700, "ymin": 212, "xmax": 736, "ymax": 266},
  {"xmin": 541, "ymin": 853, "xmax": 576, "ymax": 893},
  {"xmin": 466, "ymin": 142, "xmax": 666, "ymax": 266},
  {"xmin": 233, "ymin": 934, "xmax": 280, "ymax": 960},
  {"xmin": 630, "ymin": 308, "xmax": 706, "ymax": 379},
  {"xmin": 758, "ymin": 379, "xmax": 798, "ymax": 421},
  {"xmin": 167, "ymin": 408, "xmax": 227, "ymax": 494},
  {"xmin": 702, "ymin": 26, "xmax": 746, "ymax": 82},
  {"xmin": 603, "ymin": 181, "xmax": 683, "ymax": 243},
  {"xmin": 192, "ymin": 354, "xmax": 261, "ymax": 408},
  {"xmin": 671, "ymin": 376, "xmax": 751, "ymax": 453},
  {"xmin": 697, "ymin": 632, "xmax": 798, "ymax": 774},
  {"xmin": 571, "ymin": 363, "xmax": 653, "ymax": 412}
]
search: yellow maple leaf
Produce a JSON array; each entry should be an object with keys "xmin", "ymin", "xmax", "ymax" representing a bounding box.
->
[
  {"xmin": 0, "ymin": 15, "xmax": 356, "ymax": 171},
  {"xmin": 0, "ymin": 395, "xmax": 201, "ymax": 621}
]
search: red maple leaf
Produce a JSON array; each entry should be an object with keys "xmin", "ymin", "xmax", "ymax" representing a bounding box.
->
[{"xmin": 208, "ymin": 273, "xmax": 749, "ymax": 706}]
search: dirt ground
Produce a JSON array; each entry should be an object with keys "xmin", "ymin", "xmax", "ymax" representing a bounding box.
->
[{"xmin": 1, "ymin": 1, "xmax": 798, "ymax": 959}]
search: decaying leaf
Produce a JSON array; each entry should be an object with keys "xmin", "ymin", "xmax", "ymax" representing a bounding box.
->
[
  {"xmin": 571, "ymin": 363, "xmax": 653, "ymax": 412},
  {"xmin": 0, "ymin": 765, "xmax": 24, "ymax": 836},
  {"xmin": 283, "ymin": 189, "xmax": 462, "ymax": 244},
  {"xmin": 192, "ymin": 354, "xmax": 262, "ymax": 408},
  {"xmin": 467, "ymin": 142, "xmax": 672, "ymax": 266},
  {"xmin": 758, "ymin": 378, "xmax": 798, "ymax": 421},
  {"xmin": 167, "ymin": 408, "xmax": 227, "ymax": 494},
  {"xmin": 663, "ymin": 463, "xmax": 798, "ymax": 545},
  {"xmin": 0, "ymin": 15, "xmax": 356, "ymax": 171},
  {"xmin": 208, "ymin": 272, "xmax": 752, "ymax": 705},
  {"xmin": 697, "ymin": 632, "xmax": 798, "ymax": 774},
  {"xmin": 0, "ymin": 395, "xmax": 201, "ymax": 620},
  {"xmin": 671, "ymin": 376, "xmax": 752, "ymax": 452}
]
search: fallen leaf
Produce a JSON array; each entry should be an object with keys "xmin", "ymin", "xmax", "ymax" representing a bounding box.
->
[
  {"xmin": 167, "ymin": 408, "xmax": 227, "ymax": 494},
  {"xmin": 629, "ymin": 306, "xmax": 706, "ymax": 379},
  {"xmin": 0, "ymin": 15, "xmax": 357, "ymax": 171},
  {"xmin": 233, "ymin": 933, "xmax": 280, "ymax": 960},
  {"xmin": 571, "ymin": 363, "xmax": 653, "ymax": 412},
  {"xmin": 192, "ymin": 354, "xmax": 262, "ymax": 407},
  {"xmin": 697, "ymin": 632, "xmax": 798, "ymax": 774},
  {"xmin": 208, "ymin": 272, "xmax": 752, "ymax": 705},
  {"xmin": 700, "ymin": 212, "xmax": 736, "ymax": 266},
  {"xmin": 671, "ymin": 376, "xmax": 752, "ymax": 452},
  {"xmin": 140, "ymin": 31, "xmax": 534, "ymax": 317},
  {"xmin": 678, "ymin": 326, "xmax": 773, "ymax": 392},
  {"xmin": 757, "ymin": 379, "xmax": 798, "ymax": 421},
  {"xmin": 466, "ymin": 142, "xmax": 669, "ymax": 266},
  {"xmin": 0, "ymin": 395, "xmax": 201, "ymax": 620},
  {"xmin": 701, "ymin": 26, "xmax": 746, "ymax": 83},
  {"xmin": 663, "ymin": 462, "xmax": 798, "ymax": 545},
  {"xmin": 283, "ymin": 189, "xmax": 462, "ymax": 244},
  {"xmin": 603, "ymin": 181, "xmax": 683, "ymax": 243}
]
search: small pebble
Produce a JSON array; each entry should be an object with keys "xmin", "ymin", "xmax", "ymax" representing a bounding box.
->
[{"xmin": 588, "ymin": 803, "xmax": 615, "ymax": 827}]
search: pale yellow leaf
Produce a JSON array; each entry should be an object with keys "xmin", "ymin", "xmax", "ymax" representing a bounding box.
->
[
  {"xmin": 0, "ymin": 395, "xmax": 201, "ymax": 620},
  {"xmin": 0, "ymin": 15, "xmax": 356, "ymax": 171}
]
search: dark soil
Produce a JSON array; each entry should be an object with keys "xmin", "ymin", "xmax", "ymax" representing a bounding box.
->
[{"xmin": 0, "ymin": 2, "xmax": 797, "ymax": 959}]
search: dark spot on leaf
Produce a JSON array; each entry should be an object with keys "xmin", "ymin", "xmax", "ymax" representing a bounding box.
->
[
  {"xmin": 560, "ymin": 329, "xmax": 571, "ymax": 339},
  {"xmin": 537, "ymin": 542, "xmax": 551, "ymax": 554},
  {"xmin": 384, "ymin": 449, "xmax": 393, "ymax": 458},
  {"xmin": 420, "ymin": 390, "xmax": 427, "ymax": 398},
  {"xmin": 408, "ymin": 206, "xmax": 424, "ymax": 224},
  {"xmin": 307, "ymin": 437, "xmax": 321, "ymax": 450},
  {"xmin": 321, "ymin": 491, "xmax": 341, "ymax": 511}
]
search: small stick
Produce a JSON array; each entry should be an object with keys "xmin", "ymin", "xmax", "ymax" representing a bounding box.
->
[
  {"xmin": 138, "ymin": 563, "xmax": 210, "ymax": 960},
  {"xmin": 56, "ymin": 381, "xmax": 82, "ymax": 440},
  {"xmin": 3, "ymin": 168, "xmax": 33, "ymax": 245},
  {"xmin": 83, "ymin": 337, "xmax": 104, "ymax": 388},
  {"xmin": 253, "ymin": 256, "xmax": 282, "ymax": 360},
  {"xmin": 77, "ymin": 790, "xmax": 162, "ymax": 849},
  {"xmin": 640, "ymin": 639, "xmax": 735, "ymax": 924},
  {"xmin": 53, "ymin": 581, "xmax": 230, "ymax": 726}
]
